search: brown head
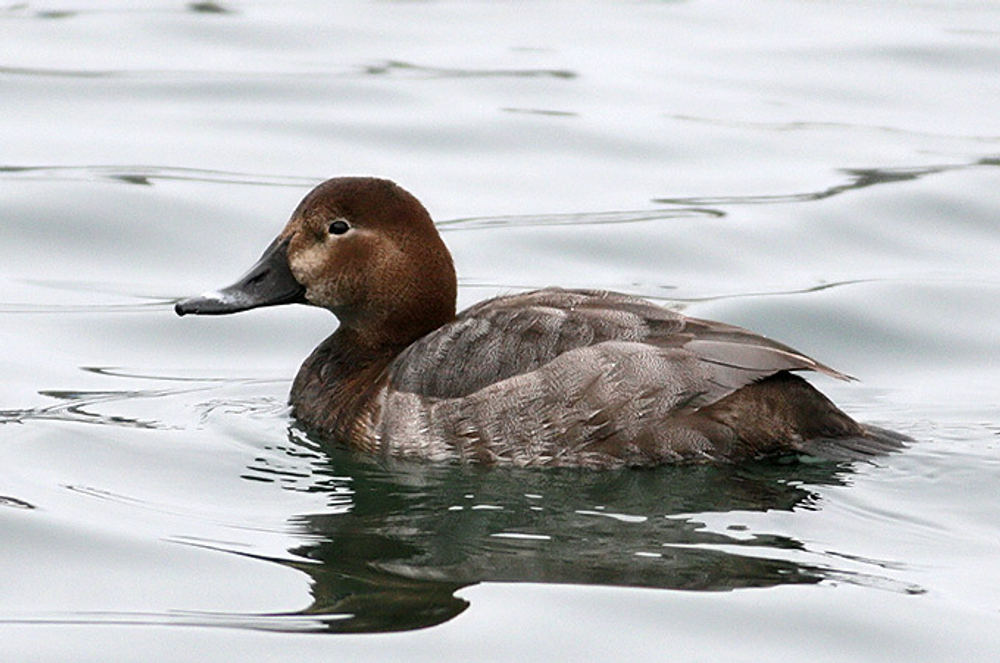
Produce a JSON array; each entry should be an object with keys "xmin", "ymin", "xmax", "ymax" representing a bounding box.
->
[{"xmin": 175, "ymin": 177, "xmax": 457, "ymax": 350}]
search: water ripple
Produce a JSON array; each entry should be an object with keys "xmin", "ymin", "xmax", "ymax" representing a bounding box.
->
[
  {"xmin": 0, "ymin": 495, "xmax": 36, "ymax": 510},
  {"xmin": 361, "ymin": 59, "xmax": 576, "ymax": 80},
  {"xmin": 654, "ymin": 156, "xmax": 1000, "ymax": 207},
  {"xmin": 0, "ymin": 301, "xmax": 171, "ymax": 314},
  {"xmin": 455, "ymin": 277, "xmax": 879, "ymax": 304},
  {"xmin": 0, "ymin": 610, "xmax": 348, "ymax": 633},
  {"xmin": 1, "ymin": 2, "xmax": 234, "ymax": 20},
  {"xmin": 438, "ymin": 207, "xmax": 722, "ymax": 232},
  {"xmin": 0, "ymin": 59, "xmax": 575, "ymax": 81},
  {"xmin": 0, "ymin": 164, "xmax": 320, "ymax": 188},
  {"xmin": 0, "ymin": 365, "xmax": 286, "ymax": 430},
  {"xmin": 670, "ymin": 114, "xmax": 1000, "ymax": 144},
  {"xmin": 0, "ymin": 387, "xmax": 194, "ymax": 430}
]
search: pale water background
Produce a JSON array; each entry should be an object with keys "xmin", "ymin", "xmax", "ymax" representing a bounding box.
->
[{"xmin": 2, "ymin": 1, "xmax": 999, "ymax": 660}]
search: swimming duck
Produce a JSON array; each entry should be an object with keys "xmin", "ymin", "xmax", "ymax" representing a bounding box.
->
[{"xmin": 176, "ymin": 177, "xmax": 907, "ymax": 467}]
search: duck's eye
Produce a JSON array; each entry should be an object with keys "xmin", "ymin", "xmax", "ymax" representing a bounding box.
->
[{"xmin": 328, "ymin": 219, "xmax": 350, "ymax": 236}]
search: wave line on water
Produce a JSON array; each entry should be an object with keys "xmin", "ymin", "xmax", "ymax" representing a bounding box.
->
[
  {"xmin": 669, "ymin": 113, "xmax": 1000, "ymax": 144},
  {"xmin": 0, "ymin": 164, "xmax": 322, "ymax": 188},
  {"xmin": 438, "ymin": 207, "xmax": 722, "ymax": 232},
  {"xmin": 0, "ymin": 58, "xmax": 575, "ymax": 82},
  {"xmin": 0, "ymin": 384, "xmax": 216, "ymax": 430},
  {"xmin": 0, "ymin": 609, "xmax": 351, "ymax": 633},
  {"xmin": 654, "ymin": 156, "xmax": 1000, "ymax": 207},
  {"xmin": 0, "ymin": 301, "xmax": 173, "ymax": 314}
]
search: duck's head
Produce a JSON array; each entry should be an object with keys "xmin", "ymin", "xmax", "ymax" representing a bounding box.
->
[{"xmin": 176, "ymin": 177, "xmax": 457, "ymax": 347}]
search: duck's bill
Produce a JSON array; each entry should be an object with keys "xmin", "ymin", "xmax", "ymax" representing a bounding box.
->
[{"xmin": 174, "ymin": 236, "xmax": 306, "ymax": 316}]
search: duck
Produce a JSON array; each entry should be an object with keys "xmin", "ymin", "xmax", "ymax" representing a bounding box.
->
[{"xmin": 175, "ymin": 176, "xmax": 908, "ymax": 468}]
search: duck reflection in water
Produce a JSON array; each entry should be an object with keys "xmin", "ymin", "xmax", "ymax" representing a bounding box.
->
[{"xmin": 236, "ymin": 430, "xmax": 900, "ymax": 634}]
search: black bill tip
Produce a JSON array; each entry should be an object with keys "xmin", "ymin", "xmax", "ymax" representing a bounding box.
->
[
  {"xmin": 174, "ymin": 236, "xmax": 306, "ymax": 317},
  {"xmin": 174, "ymin": 290, "xmax": 254, "ymax": 316}
]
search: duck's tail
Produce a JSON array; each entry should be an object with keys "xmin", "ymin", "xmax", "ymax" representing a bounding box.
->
[{"xmin": 799, "ymin": 424, "xmax": 911, "ymax": 462}]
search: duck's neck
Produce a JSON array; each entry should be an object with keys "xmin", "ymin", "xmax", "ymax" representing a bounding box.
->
[{"xmin": 289, "ymin": 327, "xmax": 404, "ymax": 450}]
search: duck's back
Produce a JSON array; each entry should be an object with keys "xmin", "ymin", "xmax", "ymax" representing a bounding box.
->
[{"xmin": 371, "ymin": 288, "xmax": 903, "ymax": 467}]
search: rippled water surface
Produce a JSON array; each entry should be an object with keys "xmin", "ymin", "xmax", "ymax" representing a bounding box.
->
[{"xmin": 2, "ymin": 1, "xmax": 999, "ymax": 660}]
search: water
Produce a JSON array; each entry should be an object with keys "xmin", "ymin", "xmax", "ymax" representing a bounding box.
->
[{"xmin": 2, "ymin": 1, "xmax": 999, "ymax": 660}]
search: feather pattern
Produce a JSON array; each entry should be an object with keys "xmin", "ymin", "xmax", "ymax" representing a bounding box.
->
[
  {"xmin": 388, "ymin": 288, "xmax": 847, "ymax": 398},
  {"xmin": 363, "ymin": 288, "xmax": 874, "ymax": 467}
]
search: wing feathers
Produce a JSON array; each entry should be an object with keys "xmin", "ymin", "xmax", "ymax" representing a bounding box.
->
[{"xmin": 388, "ymin": 288, "xmax": 848, "ymax": 406}]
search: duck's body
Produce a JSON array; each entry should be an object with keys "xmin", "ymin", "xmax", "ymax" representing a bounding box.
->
[{"xmin": 177, "ymin": 177, "xmax": 907, "ymax": 467}]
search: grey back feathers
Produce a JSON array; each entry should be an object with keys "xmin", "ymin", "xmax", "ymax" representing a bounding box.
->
[
  {"xmin": 389, "ymin": 288, "xmax": 847, "ymax": 400},
  {"xmin": 372, "ymin": 289, "xmax": 883, "ymax": 467}
]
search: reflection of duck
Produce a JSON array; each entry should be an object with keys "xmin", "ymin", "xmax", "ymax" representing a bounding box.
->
[
  {"xmin": 177, "ymin": 177, "xmax": 908, "ymax": 467},
  {"xmin": 246, "ymin": 438, "xmax": 864, "ymax": 633}
]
